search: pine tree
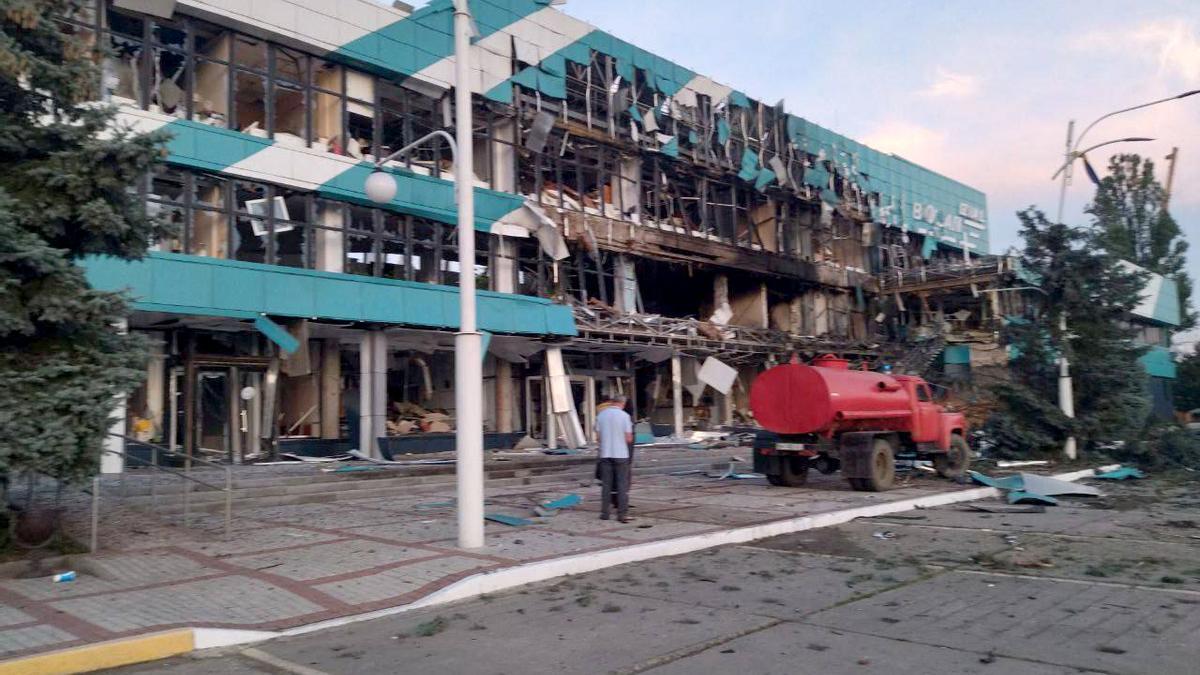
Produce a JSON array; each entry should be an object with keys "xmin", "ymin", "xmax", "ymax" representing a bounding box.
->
[
  {"xmin": 0, "ymin": 1, "xmax": 170, "ymax": 485},
  {"xmin": 985, "ymin": 208, "xmax": 1149, "ymax": 455},
  {"xmin": 1086, "ymin": 154, "xmax": 1195, "ymax": 329},
  {"xmin": 1175, "ymin": 345, "xmax": 1200, "ymax": 413}
]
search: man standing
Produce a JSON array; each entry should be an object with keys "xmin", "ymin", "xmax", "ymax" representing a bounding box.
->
[{"xmin": 595, "ymin": 394, "xmax": 634, "ymax": 522}]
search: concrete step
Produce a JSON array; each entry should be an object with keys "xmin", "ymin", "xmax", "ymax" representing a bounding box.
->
[
  {"xmin": 132, "ymin": 458, "xmax": 731, "ymax": 515},
  {"xmin": 111, "ymin": 453, "xmax": 728, "ymax": 503}
]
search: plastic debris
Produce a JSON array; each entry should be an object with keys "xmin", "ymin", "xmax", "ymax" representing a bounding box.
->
[
  {"xmin": 1093, "ymin": 466, "xmax": 1146, "ymax": 480},
  {"xmin": 1020, "ymin": 473, "xmax": 1101, "ymax": 497},
  {"xmin": 997, "ymin": 460, "xmax": 1050, "ymax": 468},
  {"xmin": 52, "ymin": 571, "xmax": 76, "ymax": 583},
  {"xmin": 963, "ymin": 504, "xmax": 1046, "ymax": 514},
  {"xmin": 967, "ymin": 471, "xmax": 1024, "ymax": 490},
  {"xmin": 542, "ymin": 494, "xmax": 582, "ymax": 510},
  {"xmin": 872, "ymin": 531, "xmax": 897, "ymax": 540},
  {"xmin": 484, "ymin": 513, "xmax": 532, "ymax": 527},
  {"xmin": 1007, "ymin": 491, "xmax": 1059, "ymax": 506}
]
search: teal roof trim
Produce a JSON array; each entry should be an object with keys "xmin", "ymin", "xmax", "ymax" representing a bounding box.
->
[
  {"xmin": 83, "ymin": 252, "xmax": 577, "ymax": 337},
  {"xmin": 317, "ymin": 164, "xmax": 525, "ymax": 233},
  {"xmin": 488, "ymin": 28, "xmax": 696, "ymax": 102},
  {"xmin": 1140, "ymin": 345, "xmax": 1177, "ymax": 379},
  {"xmin": 253, "ymin": 315, "xmax": 300, "ymax": 354},
  {"xmin": 163, "ymin": 120, "xmax": 272, "ymax": 171},
  {"xmin": 332, "ymin": 0, "xmax": 547, "ymax": 79}
]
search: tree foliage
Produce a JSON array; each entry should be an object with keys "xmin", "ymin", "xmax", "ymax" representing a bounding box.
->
[
  {"xmin": 0, "ymin": 0, "xmax": 170, "ymax": 483},
  {"xmin": 1175, "ymin": 345, "xmax": 1200, "ymax": 413},
  {"xmin": 1086, "ymin": 153, "xmax": 1194, "ymax": 329},
  {"xmin": 985, "ymin": 208, "xmax": 1149, "ymax": 455}
]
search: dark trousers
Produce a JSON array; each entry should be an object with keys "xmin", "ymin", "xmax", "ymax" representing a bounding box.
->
[{"xmin": 598, "ymin": 458, "xmax": 631, "ymax": 519}]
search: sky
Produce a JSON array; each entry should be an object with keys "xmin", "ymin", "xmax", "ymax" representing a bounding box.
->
[{"xmin": 409, "ymin": 0, "xmax": 1200, "ymax": 340}]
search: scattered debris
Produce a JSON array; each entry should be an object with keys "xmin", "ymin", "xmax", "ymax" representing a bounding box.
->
[
  {"xmin": 963, "ymin": 504, "xmax": 1046, "ymax": 514},
  {"xmin": 1096, "ymin": 645, "xmax": 1127, "ymax": 655},
  {"xmin": 997, "ymin": 460, "xmax": 1050, "ymax": 468},
  {"xmin": 968, "ymin": 470, "xmax": 1101, "ymax": 506},
  {"xmin": 533, "ymin": 494, "xmax": 582, "ymax": 517},
  {"xmin": 872, "ymin": 531, "xmax": 897, "ymax": 540},
  {"xmin": 1093, "ymin": 466, "xmax": 1146, "ymax": 480},
  {"xmin": 51, "ymin": 571, "xmax": 76, "ymax": 583},
  {"xmin": 1020, "ymin": 473, "xmax": 1101, "ymax": 498},
  {"xmin": 1007, "ymin": 491, "xmax": 1059, "ymax": 506},
  {"xmin": 485, "ymin": 513, "xmax": 532, "ymax": 527}
]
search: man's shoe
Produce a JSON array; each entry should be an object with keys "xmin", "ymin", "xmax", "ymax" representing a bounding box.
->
[
  {"xmin": 618, "ymin": 516, "xmax": 631, "ymax": 524},
  {"xmin": 600, "ymin": 514, "xmax": 611, "ymax": 521}
]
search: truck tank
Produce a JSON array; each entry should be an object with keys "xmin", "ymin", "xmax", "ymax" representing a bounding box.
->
[{"xmin": 750, "ymin": 355, "xmax": 913, "ymax": 435}]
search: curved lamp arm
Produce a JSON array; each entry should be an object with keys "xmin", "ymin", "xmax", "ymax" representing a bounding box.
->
[
  {"xmin": 1050, "ymin": 137, "xmax": 1154, "ymax": 180},
  {"xmin": 373, "ymin": 129, "xmax": 458, "ymax": 169}
]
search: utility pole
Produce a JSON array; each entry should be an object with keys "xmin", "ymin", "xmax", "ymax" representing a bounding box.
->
[
  {"xmin": 1164, "ymin": 147, "xmax": 1179, "ymax": 212},
  {"xmin": 1055, "ymin": 121, "xmax": 1078, "ymax": 460}
]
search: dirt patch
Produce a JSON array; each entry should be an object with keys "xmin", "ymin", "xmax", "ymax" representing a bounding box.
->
[{"xmin": 754, "ymin": 527, "xmax": 874, "ymax": 559}]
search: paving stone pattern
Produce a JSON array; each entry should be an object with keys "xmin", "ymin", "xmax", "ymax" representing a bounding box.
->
[{"xmin": 0, "ymin": 463, "xmax": 965, "ymax": 660}]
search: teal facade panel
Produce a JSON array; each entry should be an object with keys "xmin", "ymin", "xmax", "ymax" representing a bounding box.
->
[
  {"xmin": 82, "ymin": 253, "xmax": 577, "ymax": 337},
  {"xmin": 1140, "ymin": 346, "xmax": 1177, "ymax": 379},
  {"xmin": 943, "ymin": 344, "xmax": 971, "ymax": 365}
]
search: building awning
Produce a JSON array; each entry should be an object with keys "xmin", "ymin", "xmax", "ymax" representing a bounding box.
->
[{"xmin": 83, "ymin": 252, "xmax": 577, "ymax": 337}]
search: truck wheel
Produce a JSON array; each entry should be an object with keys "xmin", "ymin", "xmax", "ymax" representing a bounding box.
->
[
  {"xmin": 768, "ymin": 456, "xmax": 809, "ymax": 487},
  {"xmin": 861, "ymin": 437, "xmax": 895, "ymax": 492},
  {"xmin": 813, "ymin": 455, "xmax": 840, "ymax": 475},
  {"xmin": 934, "ymin": 434, "xmax": 971, "ymax": 479}
]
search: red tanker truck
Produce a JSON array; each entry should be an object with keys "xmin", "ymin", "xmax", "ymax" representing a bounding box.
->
[{"xmin": 749, "ymin": 354, "xmax": 970, "ymax": 491}]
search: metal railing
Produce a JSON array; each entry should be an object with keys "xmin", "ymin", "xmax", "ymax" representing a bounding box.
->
[{"xmin": 92, "ymin": 434, "xmax": 233, "ymax": 552}]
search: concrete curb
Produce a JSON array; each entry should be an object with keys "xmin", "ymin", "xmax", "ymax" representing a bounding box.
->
[{"xmin": 0, "ymin": 464, "xmax": 1118, "ymax": 672}]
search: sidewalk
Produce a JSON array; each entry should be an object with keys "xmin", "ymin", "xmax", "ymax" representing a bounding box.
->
[{"xmin": 0, "ymin": 464, "xmax": 977, "ymax": 660}]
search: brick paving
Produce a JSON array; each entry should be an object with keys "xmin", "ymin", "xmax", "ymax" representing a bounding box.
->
[{"xmin": 0, "ymin": 461, "xmax": 970, "ymax": 660}]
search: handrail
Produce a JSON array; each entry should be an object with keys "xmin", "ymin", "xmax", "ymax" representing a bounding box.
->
[
  {"xmin": 96, "ymin": 434, "xmax": 233, "ymax": 549},
  {"xmin": 108, "ymin": 433, "xmax": 227, "ymax": 471},
  {"xmin": 99, "ymin": 446, "xmax": 224, "ymax": 492}
]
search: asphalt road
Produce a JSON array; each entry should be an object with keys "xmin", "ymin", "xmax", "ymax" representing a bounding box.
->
[{"xmin": 112, "ymin": 476, "xmax": 1200, "ymax": 675}]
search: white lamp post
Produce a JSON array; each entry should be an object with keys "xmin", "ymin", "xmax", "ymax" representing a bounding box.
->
[{"xmin": 365, "ymin": 0, "xmax": 484, "ymax": 549}]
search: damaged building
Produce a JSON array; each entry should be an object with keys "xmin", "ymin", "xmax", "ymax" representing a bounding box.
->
[{"xmin": 71, "ymin": 0, "xmax": 990, "ymax": 470}]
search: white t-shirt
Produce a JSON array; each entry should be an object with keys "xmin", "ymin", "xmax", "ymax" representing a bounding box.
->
[{"xmin": 595, "ymin": 406, "xmax": 633, "ymax": 459}]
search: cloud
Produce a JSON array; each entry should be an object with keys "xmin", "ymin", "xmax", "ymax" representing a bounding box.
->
[
  {"xmin": 860, "ymin": 121, "xmax": 947, "ymax": 163},
  {"xmin": 1071, "ymin": 18, "xmax": 1200, "ymax": 83},
  {"xmin": 919, "ymin": 68, "xmax": 979, "ymax": 98}
]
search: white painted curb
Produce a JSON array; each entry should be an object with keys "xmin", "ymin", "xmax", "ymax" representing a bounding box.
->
[
  {"xmin": 278, "ymin": 463, "xmax": 1120, "ymax": 638},
  {"xmin": 194, "ymin": 463, "xmax": 1120, "ymax": 649}
]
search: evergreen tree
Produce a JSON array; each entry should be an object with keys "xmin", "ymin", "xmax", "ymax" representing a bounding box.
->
[
  {"xmin": 1087, "ymin": 154, "xmax": 1195, "ymax": 329},
  {"xmin": 985, "ymin": 208, "xmax": 1149, "ymax": 454},
  {"xmin": 0, "ymin": 1, "xmax": 170, "ymax": 485},
  {"xmin": 1175, "ymin": 345, "xmax": 1200, "ymax": 413}
]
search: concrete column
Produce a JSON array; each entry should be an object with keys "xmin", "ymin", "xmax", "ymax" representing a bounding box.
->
[
  {"xmin": 371, "ymin": 332, "xmax": 388, "ymax": 455},
  {"xmin": 671, "ymin": 354, "xmax": 684, "ymax": 438},
  {"xmin": 358, "ymin": 332, "xmax": 374, "ymax": 456},
  {"xmin": 614, "ymin": 255, "xmax": 638, "ymax": 313},
  {"xmin": 320, "ymin": 339, "xmax": 341, "ymax": 439},
  {"xmin": 492, "ymin": 236, "xmax": 515, "ymax": 294},
  {"xmin": 495, "ymin": 358, "xmax": 513, "ymax": 433},
  {"xmin": 145, "ymin": 339, "xmax": 166, "ymax": 440}
]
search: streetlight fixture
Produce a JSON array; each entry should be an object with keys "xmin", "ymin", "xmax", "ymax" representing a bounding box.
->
[
  {"xmin": 364, "ymin": 0, "xmax": 485, "ymax": 550},
  {"xmin": 1050, "ymin": 88, "xmax": 1199, "ymax": 460}
]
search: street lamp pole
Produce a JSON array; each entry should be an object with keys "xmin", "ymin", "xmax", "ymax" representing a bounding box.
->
[
  {"xmin": 450, "ymin": 0, "xmax": 485, "ymax": 550},
  {"xmin": 364, "ymin": 0, "xmax": 484, "ymax": 549},
  {"xmin": 1049, "ymin": 88, "xmax": 1199, "ymax": 460}
]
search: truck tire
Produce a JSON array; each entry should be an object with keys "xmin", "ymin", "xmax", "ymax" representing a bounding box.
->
[
  {"xmin": 767, "ymin": 456, "xmax": 809, "ymax": 487},
  {"xmin": 934, "ymin": 433, "xmax": 970, "ymax": 479},
  {"xmin": 856, "ymin": 437, "xmax": 895, "ymax": 492}
]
